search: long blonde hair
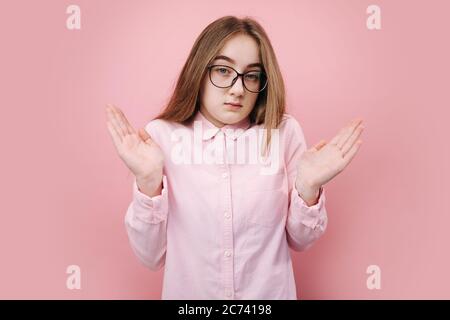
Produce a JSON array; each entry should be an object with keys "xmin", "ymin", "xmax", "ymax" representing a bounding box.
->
[{"xmin": 155, "ymin": 15, "xmax": 286, "ymax": 155}]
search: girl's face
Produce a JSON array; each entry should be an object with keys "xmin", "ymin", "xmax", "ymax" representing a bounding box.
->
[{"xmin": 199, "ymin": 34, "xmax": 262, "ymax": 128}]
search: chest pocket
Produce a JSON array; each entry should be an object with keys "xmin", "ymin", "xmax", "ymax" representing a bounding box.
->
[{"xmin": 238, "ymin": 171, "xmax": 288, "ymax": 227}]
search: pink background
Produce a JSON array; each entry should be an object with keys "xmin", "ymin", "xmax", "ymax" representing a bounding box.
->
[{"xmin": 0, "ymin": 0, "xmax": 449, "ymax": 299}]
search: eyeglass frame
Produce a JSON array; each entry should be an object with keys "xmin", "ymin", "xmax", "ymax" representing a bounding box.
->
[{"xmin": 206, "ymin": 64, "xmax": 268, "ymax": 93}]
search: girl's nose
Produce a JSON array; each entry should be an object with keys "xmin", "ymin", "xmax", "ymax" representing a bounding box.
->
[{"xmin": 229, "ymin": 76, "xmax": 245, "ymax": 95}]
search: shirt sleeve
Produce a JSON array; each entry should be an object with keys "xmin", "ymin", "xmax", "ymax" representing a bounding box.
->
[
  {"xmin": 284, "ymin": 116, "xmax": 328, "ymax": 252},
  {"xmin": 124, "ymin": 174, "xmax": 169, "ymax": 271}
]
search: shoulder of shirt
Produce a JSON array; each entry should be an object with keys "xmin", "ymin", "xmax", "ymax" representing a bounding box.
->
[
  {"xmin": 278, "ymin": 113, "xmax": 308, "ymax": 151},
  {"xmin": 279, "ymin": 113, "xmax": 304, "ymax": 135},
  {"xmin": 144, "ymin": 117, "xmax": 186, "ymax": 145},
  {"xmin": 145, "ymin": 117, "xmax": 188, "ymax": 130}
]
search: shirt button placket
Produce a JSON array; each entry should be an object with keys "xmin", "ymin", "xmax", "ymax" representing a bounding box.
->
[{"xmin": 220, "ymin": 133, "xmax": 234, "ymax": 300}]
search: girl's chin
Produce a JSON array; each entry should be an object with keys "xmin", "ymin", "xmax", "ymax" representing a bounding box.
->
[{"xmin": 214, "ymin": 113, "xmax": 243, "ymax": 125}]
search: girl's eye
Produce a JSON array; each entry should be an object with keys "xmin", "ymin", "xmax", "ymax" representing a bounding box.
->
[
  {"xmin": 245, "ymin": 73, "xmax": 260, "ymax": 81},
  {"xmin": 218, "ymin": 68, "xmax": 229, "ymax": 74}
]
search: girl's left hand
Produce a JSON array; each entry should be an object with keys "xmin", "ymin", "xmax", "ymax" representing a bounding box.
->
[{"xmin": 295, "ymin": 118, "xmax": 365, "ymax": 203}]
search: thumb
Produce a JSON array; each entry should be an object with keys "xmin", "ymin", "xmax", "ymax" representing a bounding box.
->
[
  {"xmin": 138, "ymin": 128, "xmax": 152, "ymax": 143},
  {"xmin": 311, "ymin": 139, "xmax": 327, "ymax": 151}
]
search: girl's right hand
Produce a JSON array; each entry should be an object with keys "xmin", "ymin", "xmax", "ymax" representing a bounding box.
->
[{"xmin": 105, "ymin": 104, "xmax": 164, "ymax": 193}]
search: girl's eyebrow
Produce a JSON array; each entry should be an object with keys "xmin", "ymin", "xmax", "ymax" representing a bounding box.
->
[{"xmin": 213, "ymin": 55, "xmax": 263, "ymax": 69}]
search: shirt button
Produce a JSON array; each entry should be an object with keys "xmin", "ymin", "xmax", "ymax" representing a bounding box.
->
[
  {"xmin": 224, "ymin": 250, "xmax": 231, "ymax": 257},
  {"xmin": 225, "ymin": 291, "xmax": 232, "ymax": 298},
  {"xmin": 224, "ymin": 212, "xmax": 231, "ymax": 219},
  {"xmin": 222, "ymin": 172, "xmax": 228, "ymax": 179}
]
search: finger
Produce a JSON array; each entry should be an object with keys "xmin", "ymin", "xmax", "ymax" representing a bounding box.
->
[
  {"xmin": 106, "ymin": 106, "xmax": 126, "ymax": 139},
  {"xmin": 336, "ymin": 119, "xmax": 363, "ymax": 149},
  {"xmin": 341, "ymin": 124, "xmax": 364, "ymax": 156},
  {"xmin": 107, "ymin": 104, "xmax": 129, "ymax": 136},
  {"xmin": 106, "ymin": 104, "xmax": 127, "ymax": 137},
  {"xmin": 138, "ymin": 128, "xmax": 153, "ymax": 144},
  {"xmin": 329, "ymin": 118, "xmax": 362, "ymax": 146},
  {"xmin": 106, "ymin": 120, "xmax": 123, "ymax": 147},
  {"xmin": 109, "ymin": 104, "xmax": 131, "ymax": 135},
  {"xmin": 111, "ymin": 104, "xmax": 137, "ymax": 135},
  {"xmin": 311, "ymin": 139, "xmax": 327, "ymax": 151},
  {"xmin": 328, "ymin": 126, "xmax": 348, "ymax": 146},
  {"xmin": 342, "ymin": 139, "xmax": 362, "ymax": 168}
]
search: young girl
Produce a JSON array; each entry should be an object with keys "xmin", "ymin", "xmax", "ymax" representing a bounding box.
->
[{"xmin": 105, "ymin": 16, "xmax": 364, "ymax": 300}]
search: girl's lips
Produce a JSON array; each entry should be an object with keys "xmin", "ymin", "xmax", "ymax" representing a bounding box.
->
[{"xmin": 225, "ymin": 103, "xmax": 242, "ymax": 107}]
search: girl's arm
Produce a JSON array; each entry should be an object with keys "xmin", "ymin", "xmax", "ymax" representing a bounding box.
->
[
  {"xmin": 284, "ymin": 117, "xmax": 328, "ymax": 252},
  {"xmin": 105, "ymin": 105, "xmax": 169, "ymax": 271},
  {"xmin": 124, "ymin": 175, "xmax": 169, "ymax": 271},
  {"xmin": 286, "ymin": 179, "xmax": 328, "ymax": 252},
  {"xmin": 285, "ymin": 115, "xmax": 364, "ymax": 251}
]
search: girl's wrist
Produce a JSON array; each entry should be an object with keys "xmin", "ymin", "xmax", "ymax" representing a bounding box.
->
[
  {"xmin": 295, "ymin": 178, "xmax": 321, "ymax": 206},
  {"xmin": 136, "ymin": 174, "xmax": 163, "ymax": 198}
]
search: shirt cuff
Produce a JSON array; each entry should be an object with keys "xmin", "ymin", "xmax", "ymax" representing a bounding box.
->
[
  {"xmin": 290, "ymin": 182, "xmax": 326, "ymax": 230},
  {"xmin": 133, "ymin": 175, "xmax": 168, "ymax": 211}
]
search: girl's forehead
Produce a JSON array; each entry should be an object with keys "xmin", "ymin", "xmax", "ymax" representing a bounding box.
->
[
  {"xmin": 215, "ymin": 38, "xmax": 261, "ymax": 68},
  {"xmin": 219, "ymin": 35, "xmax": 259, "ymax": 57}
]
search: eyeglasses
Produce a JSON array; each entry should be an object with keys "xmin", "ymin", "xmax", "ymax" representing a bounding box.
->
[{"xmin": 206, "ymin": 64, "xmax": 268, "ymax": 93}]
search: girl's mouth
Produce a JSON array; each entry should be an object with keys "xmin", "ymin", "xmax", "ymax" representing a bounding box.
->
[{"xmin": 225, "ymin": 103, "xmax": 242, "ymax": 108}]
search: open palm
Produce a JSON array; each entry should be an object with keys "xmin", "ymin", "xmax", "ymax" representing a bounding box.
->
[
  {"xmin": 105, "ymin": 104, "xmax": 164, "ymax": 181},
  {"xmin": 297, "ymin": 118, "xmax": 364, "ymax": 189}
]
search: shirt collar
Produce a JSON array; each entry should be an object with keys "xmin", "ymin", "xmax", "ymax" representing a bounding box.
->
[{"xmin": 192, "ymin": 110, "xmax": 251, "ymax": 141}]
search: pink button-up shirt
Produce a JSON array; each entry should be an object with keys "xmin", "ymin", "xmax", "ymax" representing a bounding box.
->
[{"xmin": 124, "ymin": 110, "xmax": 328, "ymax": 300}]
